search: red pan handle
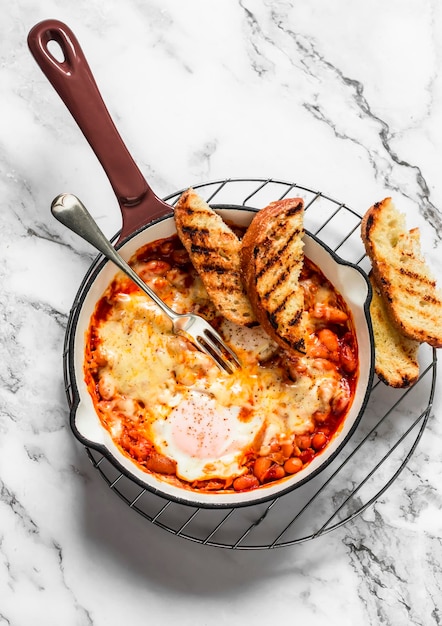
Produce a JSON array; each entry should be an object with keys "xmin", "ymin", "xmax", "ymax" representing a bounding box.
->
[{"xmin": 27, "ymin": 19, "xmax": 172, "ymax": 241}]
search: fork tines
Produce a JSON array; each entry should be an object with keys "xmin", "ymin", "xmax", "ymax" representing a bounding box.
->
[{"xmin": 197, "ymin": 329, "xmax": 241, "ymax": 374}]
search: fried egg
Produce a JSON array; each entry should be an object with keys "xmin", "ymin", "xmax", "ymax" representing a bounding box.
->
[
  {"xmin": 151, "ymin": 390, "xmax": 265, "ymax": 482},
  {"xmin": 220, "ymin": 319, "xmax": 279, "ymax": 364}
]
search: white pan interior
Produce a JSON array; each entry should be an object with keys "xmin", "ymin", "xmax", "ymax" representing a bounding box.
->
[{"xmin": 69, "ymin": 208, "xmax": 373, "ymax": 508}]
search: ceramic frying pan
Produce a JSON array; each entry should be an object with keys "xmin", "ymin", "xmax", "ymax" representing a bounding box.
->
[{"xmin": 27, "ymin": 20, "xmax": 374, "ymax": 508}]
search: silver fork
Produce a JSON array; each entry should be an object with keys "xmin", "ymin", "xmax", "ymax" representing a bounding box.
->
[{"xmin": 51, "ymin": 194, "xmax": 240, "ymax": 374}]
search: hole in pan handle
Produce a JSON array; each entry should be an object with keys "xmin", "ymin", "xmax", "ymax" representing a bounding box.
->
[{"xmin": 27, "ymin": 19, "xmax": 172, "ymax": 241}]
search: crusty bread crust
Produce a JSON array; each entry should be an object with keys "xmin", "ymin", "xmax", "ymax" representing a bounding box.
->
[
  {"xmin": 240, "ymin": 198, "xmax": 306, "ymax": 353},
  {"xmin": 361, "ymin": 197, "xmax": 442, "ymax": 348},
  {"xmin": 369, "ymin": 273, "xmax": 420, "ymax": 388},
  {"xmin": 174, "ymin": 188, "xmax": 257, "ymax": 326}
]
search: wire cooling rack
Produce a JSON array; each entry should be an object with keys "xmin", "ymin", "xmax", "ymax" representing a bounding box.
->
[{"xmin": 66, "ymin": 178, "xmax": 437, "ymax": 549}]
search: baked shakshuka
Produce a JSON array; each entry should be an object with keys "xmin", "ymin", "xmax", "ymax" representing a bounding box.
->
[{"xmin": 84, "ymin": 233, "xmax": 358, "ymax": 493}]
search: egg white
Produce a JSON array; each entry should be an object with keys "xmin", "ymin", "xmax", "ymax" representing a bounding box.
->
[{"xmin": 220, "ymin": 319, "xmax": 279, "ymax": 364}]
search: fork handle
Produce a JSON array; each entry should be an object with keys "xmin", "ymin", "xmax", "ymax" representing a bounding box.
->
[{"xmin": 51, "ymin": 194, "xmax": 179, "ymax": 321}]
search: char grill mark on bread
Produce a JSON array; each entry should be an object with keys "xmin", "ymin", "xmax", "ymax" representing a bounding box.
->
[
  {"xmin": 361, "ymin": 197, "xmax": 442, "ymax": 348},
  {"xmin": 174, "ymin": 188, "xmax": 257, "ymax": 326},
  {"xmin": 368, "ymin": 273, "xmax": 420, "ymax": 388},
  {"xmin": 240, "ymin": 198, "xmax": 306, "ymax": 353}
]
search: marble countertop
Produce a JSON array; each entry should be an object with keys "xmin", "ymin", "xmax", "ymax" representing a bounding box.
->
[{"xmin": 1, "ymin": 1, "xmax": 442, "ymax": 624}]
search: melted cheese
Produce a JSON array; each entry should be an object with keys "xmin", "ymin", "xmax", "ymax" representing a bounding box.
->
[
  {"xmin": 98, "ymin": 296, "xmax": 179, "ymax": 417},
  {"xmin": 92, "ymin": 287, "xmax": 339, "ymax": 450}
]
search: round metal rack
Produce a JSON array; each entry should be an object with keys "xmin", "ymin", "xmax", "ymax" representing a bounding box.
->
[{"xmin": 65, "ymin": 178, "xmax": 437, "ymax": 549}]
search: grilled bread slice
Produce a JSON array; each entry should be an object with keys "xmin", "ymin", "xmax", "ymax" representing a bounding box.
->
[
  {"xmin": 240, "ymin": 197, "xmax": 306, "ymax": 353},
  {"xmin": 369, "ymin": 273, "xmax": 420, "ymax": 388},
  {"xmin": 361, "ymin": 197, "xmax": 442, "ymax": 348},
  {"xmin": 174, "ymin": 188, "xmax": 257, "ymax": 326}
]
